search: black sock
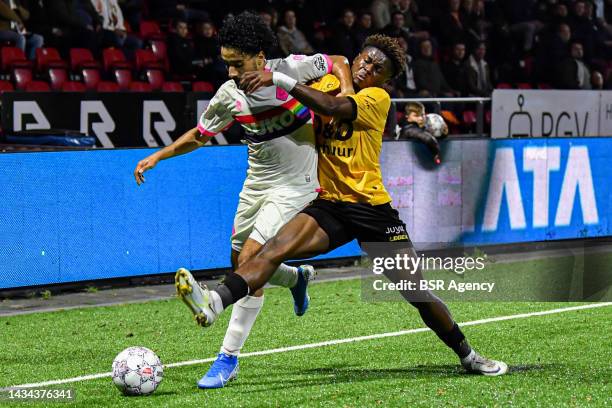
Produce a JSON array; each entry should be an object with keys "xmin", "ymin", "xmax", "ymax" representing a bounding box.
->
[
  {"xmin": 438, "ymin": 323, "xmax": 472, "ymax": 359},
  {"xmin": 215, "ymin": 272, "xmax": 249, "ymax": 309}
]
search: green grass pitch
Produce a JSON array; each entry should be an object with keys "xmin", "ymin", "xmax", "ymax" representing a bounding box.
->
[{"xmin": 0, "ymin": 278, "xmax": 610, "ymax": 407}]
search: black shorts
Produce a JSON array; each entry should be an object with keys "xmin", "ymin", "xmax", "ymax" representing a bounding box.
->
[{"xmin": 301, "ymin": 198, "xmax": 411, "ymax": 250}]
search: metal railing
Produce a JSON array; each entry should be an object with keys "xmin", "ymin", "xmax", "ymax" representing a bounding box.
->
[{"xmin": 391, "ymin": 97, "xmax": 492, "ymax": 137}]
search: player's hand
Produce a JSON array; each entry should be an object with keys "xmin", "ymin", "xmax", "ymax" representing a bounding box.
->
[
  {"xmin": 134, "ymin": 154, "xmax": 159, "ymax": 186},
  {"xmin": 239, "ymin": 71, "xmax": 273, "ymax": 94}
]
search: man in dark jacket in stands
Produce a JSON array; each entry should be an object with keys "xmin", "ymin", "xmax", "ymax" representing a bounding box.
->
[{"xmin": 46, "ymin": 0, "xmax": 101, "ymax": 56}]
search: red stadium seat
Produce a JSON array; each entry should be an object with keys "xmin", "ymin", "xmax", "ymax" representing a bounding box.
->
[
  {"xmin": 70, "ymin": 48, "xmax": 100, "ymax": 71},
  {"xmin": 192, "ymin": 81, "xmax": 215, "ymax": 92},
  {"xmin": 462, "ymin": 110, "xmax": 477, "ymax": 131},
  {"xmin": 517, "ymin": 82, "xmax": 532, "ymax": 89},
  {"xmin": 48, "ymin": 67, "xmax": 68, "ymax": 90},
  {"xmin": 1, "ymin": 46, "xmax": 31, "ymax": 71},
  {"xmin": 135, "ymin": 49, "xmax": 164, "ymax": 71},
  {"xmin": 496, "ymin": 82, "xmax": 512, "ymax": 89},
  {"xmin": 82, "ymin": 68, "xmax": 101, "ymax": 90},
  {"xmin": 97, "ymin": 81, "xmax": 120, "ymax": 92},
  {"xmin": 139, "ymin": 20, "xmax": 164, "ymax": 40},
  {"xmin": 537, "ymin": 83, "xmax": 552, "ymax": 89},
  {"xmin": 150, "ymin": 40, "xmax": 169, "ymax": 71},
  {"xmin": 485, "ymin": 110, "xmax": 492, "ymax": 125},
  {"xmin": 13, "ymin": 67, "xmax": 32, "ymax": 89},
  {"xmin": 102, "ymin": 47, "xmax": 131, "ymax": 72},
  {"xmin": 145, "ymin": 68, "xmax": 164, "ymax": 90},
  {"xmin": 113, "ymin": 68, "xmax": 133, "ymax": 90},
  {"xmin": 0, "ymin": 79, "xmax": 14, "ymax": 93},
  {"xmin": 25, "ymin": 80, "xmax": 51, "ymax": 92},
  {"xmin": 61, "ymin": 81, "xmax": 87, "ymax": 92},
  {"xmin": 35, "ymin": 47, "xmax": 66, "ymax": 71},
  {"xmin": 129, "ymin": 81, "xmax": 152, "ymax": 92},
  {"xmin": 161, "ymin": 81, "xmax": 183, "ymax": 92}
]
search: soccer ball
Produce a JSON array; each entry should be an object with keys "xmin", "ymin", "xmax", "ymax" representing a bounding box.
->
[
  {"xmin": 111, "ymin": 346, "xmax": 163, "ymax": 396},
  {"xmin": 424, "ymin": 113, "xmax": 446, "ymax": 137}
]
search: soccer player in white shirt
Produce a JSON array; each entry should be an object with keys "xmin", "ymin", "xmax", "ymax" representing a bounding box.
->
[{"xmin": 133, "ymin": 11, "xmax": 353, "ymax": 389}]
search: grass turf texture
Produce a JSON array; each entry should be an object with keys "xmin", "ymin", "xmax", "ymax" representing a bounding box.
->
[{"xmin": 0, "ymin": 278, "xmax": 610, "ymax": 407}]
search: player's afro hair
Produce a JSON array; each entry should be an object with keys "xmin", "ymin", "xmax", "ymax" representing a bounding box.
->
[
  {"xmin": 219, "ymin": 11, "xmax": 277, "ymax": 56},
  {"xmin": 362, "ymin": 34, "xmax": 406, "ymax": 78}
]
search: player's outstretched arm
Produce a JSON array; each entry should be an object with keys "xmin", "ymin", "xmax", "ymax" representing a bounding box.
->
[
  {"xmin": 286, "ymin": 82, "xmax": 355, "ymax": 120},
  {"xmin": 133, "ymin": 127, "xmax": 211, "ymax": 185}
]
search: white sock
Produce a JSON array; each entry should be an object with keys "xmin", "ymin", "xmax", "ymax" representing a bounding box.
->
[
  {"xmin": 221, "ymin": 295, "xmax": 264, "ymax": 356},
  {"xmin": 268, "ymin": 263, "xmax": 298, "ymax": 288},
  {"xmin": 209, "ymin": 290, "xmax": 225, "ymax": 314}
]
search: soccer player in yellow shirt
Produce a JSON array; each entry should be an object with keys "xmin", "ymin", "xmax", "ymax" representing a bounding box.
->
[{"xmin": 178, "ymin": 34, "xmax": 508, "ymax": 376}]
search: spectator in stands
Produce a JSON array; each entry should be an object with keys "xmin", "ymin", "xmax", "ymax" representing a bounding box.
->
[
  {"xmin": 258, "ymin": 8, "xmax": 283, "ymax": 58},
  {"xmin": 500, "ymin": 0, "xmax": 544, "ymax": 52},
  {"xmin": 591, "ymin": 70, "xmax": 605, "ymax": 89},
  {"xmin": 354, "ymin": 11, "xmax": 376, "ymax": 46},
  {"xmin": 167, "ymin": 19, "xmax": 194, "ymax": 77},
  {"xmin": 556, "ymin": 41, "xmax": 592, "ymax": 89},
  {"xmin": 371, "ymin": 0, "xmax": 400, "ymax": 30},
  {"xmin": 393, "ymin": 0, "xmax": 430, "ymax": 41},
  {"xmin": 569, "ymin": 0, "xmax": 599, "ymax": 61},
  {"xmin": 551, "ymin": 3, "xmax": 570, "ymax": 26},
  {"xmin": 91, "ymin": 0, "xmax": 142, "ymax": 61},
  {"xmin": 438, "ymin": 0, "xmax": 469, "ymax": 46},
  {"xmin": 193, "ymin": 20, "xmax": 227, "ymax": 85},
  {"xmin": 330, "ymin": 9, "xmax": 360, "ymax": 60},
  {"xmin": 382, "ymin": 11, "xmax": 411, "ymax": 43},
  {"xmin": 118, "ymin": 0, "xmax": 142, "ymax": 32},
  {"xmin": 390, "ymin": 35, "xmax": 417, "ymax": 97},
  {"xmin": 148, "ymin": 0, "xmax": 209, "ymax": 23},
  {"xmin": 466, "ymin": 41, "xmax": 493, "ymax": 96},
  {"xmin": 413, "ymin": 38, "xmax": 457, "ymax": 96},
  {"xmin": 442, "ymin": 41, "xmax": 470, "ymax": 96},
  {"xmin": 277, "ymin": 9, "xmax": 314, "ymax": 56},
  {"xmin": 535, "ymin": 23, "xmax": 571, "ymax": 82},
  {"xmin": 0, "ymin": 0, "xmax": 44, "ymax": 60},
  {"xmin": 47, "ymin": 0, "xmax": 101, "ymax": 57}
]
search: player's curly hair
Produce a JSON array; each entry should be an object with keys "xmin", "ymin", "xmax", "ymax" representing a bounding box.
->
[
  {"xmin": 219, "ymin": 11, "xmax": 277, "ymax": 56},
  {"xmin": 362, "ymin": 34, "xmax": 406, "ymax": 78}
]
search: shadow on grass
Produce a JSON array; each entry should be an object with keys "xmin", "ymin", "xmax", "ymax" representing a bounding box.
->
[{"xmin": 234, "ymin": 363, "xmax": 557, "ymax": 393}]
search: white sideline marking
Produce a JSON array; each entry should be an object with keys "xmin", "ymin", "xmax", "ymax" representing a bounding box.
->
[{"xmin": 4, "ymin": 302, "xmax": 611, "ymax": 390}]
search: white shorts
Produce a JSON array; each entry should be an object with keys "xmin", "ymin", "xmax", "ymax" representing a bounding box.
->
[{"xmin": 231, "ymin": 188, "xmax": 317, "ymax": 252}]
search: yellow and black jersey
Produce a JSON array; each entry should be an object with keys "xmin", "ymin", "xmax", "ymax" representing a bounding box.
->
[{"xmin": 309, "ymin": 75, "xmax": 392, "ymax": 206}]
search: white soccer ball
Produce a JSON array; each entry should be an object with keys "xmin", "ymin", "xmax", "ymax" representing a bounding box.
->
[
  {"xmin": 112, "ymin": 346, "xmax": 163, "ymax": 396},
  {"xmin": 424, "ymin": 113, "xmax": 446, "ymax": 137}
]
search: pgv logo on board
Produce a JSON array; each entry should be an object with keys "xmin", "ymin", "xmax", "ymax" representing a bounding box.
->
[{"xmin": 481, "ymin": 145, "xmax": 599, "ymax": 232}]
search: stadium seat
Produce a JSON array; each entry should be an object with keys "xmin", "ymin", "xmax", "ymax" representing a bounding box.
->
[
  {"xmin": 102, "ymin": 47, "xmax": 131, "ymax": 72},
  {"xmin": 139, "ymin": 20, "xmax": 164, "ymax": 40},
  {"xmin": 129, "ymin": 81, "xmax": 153, "ymax": 92},
  {"xmin": 35, "ymin": 47, "xmax": 66, "ymax": 71},
  {"xmin": 537, "ymin": 83, "xmax": 552, "ymax": 89},
  {"xmin": 97, "ymin": 81, "xmax": 120, "ymax": 92},
  {"xmin": 485, "ymin": 110, "xmax": 492, "ymax": 125},
  {"xmin": 496, "ymin": 82, "xmax": 512, "ymax": 89},
  {"xmin": 161, "ymin": 81, "xmax": 183, "ymax": 92},
  {"xmin": 48, "ymin": 67, "xmax": 68, "ymax": 90},
  {"xmin": 113, "ymin": 68, "xmax": 133, "ymax": 90},
  {"xmin": 61, "ymin": 81, "xmax": 87, "ymax": 92},
  {"xmin": 70, "ymin": 48, "xmax": 100, "ymax": 71},
  {"xmin": 135, "ymin": 49, "xmax": 164, "ymax": 71},
  {"xmin": 145, "ymin": 69, "xmax": 164, "ymax": 90},
  {"xmin": 192, "ymin": 81, "xmax": 215, "ymax": 92},
  {"xmin": 13, "ymin": 67, "xmax": 32, "ymax": 89},
  {"xmin": 150, "ymin": 40, "xmax": 169, "ymax": 71},
  {"xmin": 0, "ymin": 79, "xmax": 14, "ymax": 93},
  {"xmin": 517, "ymin": 82, "xmax": 532, "ymax": 89},
  {"xmin": 25, "ymin": 80, "xmax": 51, "ymax": 92},
  {"xmin": 462, "ymin": 110, "xmax": 477, "ymax": 126},
  {"xmin": 82, "ymin": 68, "xmax": 101, "ymax": 90},
  {"xmin": 1, "ymin": 46, "xmax": 32, "ymax": 71}
]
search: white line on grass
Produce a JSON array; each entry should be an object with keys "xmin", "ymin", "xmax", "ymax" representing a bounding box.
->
[{"xmin": 4, "ymin": 302, "xmax": 611, "ymax": 390}]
